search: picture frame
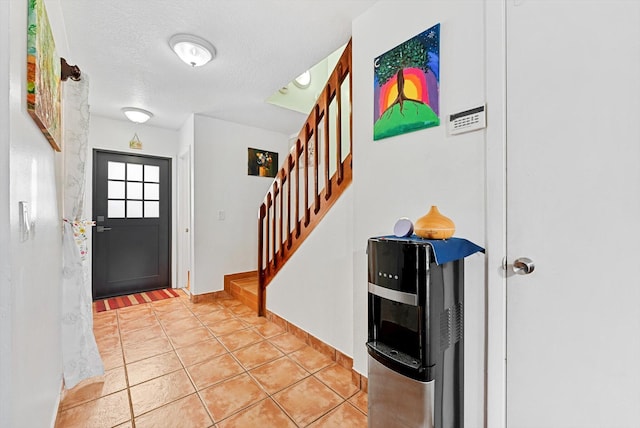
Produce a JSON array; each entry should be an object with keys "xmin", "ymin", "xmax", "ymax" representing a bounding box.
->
[
  {"xmin": 248, "ymin": 148, "xmax": 278, "ymax": 178},
  {"xmin": 27, "ymin": 0, "xmax": 62, "ymax": 151}
]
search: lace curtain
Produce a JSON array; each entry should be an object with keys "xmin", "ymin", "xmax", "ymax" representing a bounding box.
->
[{"xmin": 61, "ymin": 75, "xmax": 104, "ymax": 388}]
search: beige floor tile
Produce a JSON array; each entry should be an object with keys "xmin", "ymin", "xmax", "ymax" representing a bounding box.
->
[
  {"xmin": 198, "ymin": 309, "xmax": 235, "ymax": 325},
  {"xmin": 93, "ymin": 322, "xmax": 120, "ymax": 343},
  {"xmin": 117, "ymin": 304, "xmax": 154, "ymax": 321},
  {"xmin": 100, "ymin": 347, "xmax": 125, "ymax": 371},
  {"xmin": 118, "ymin": 313, "xmax": 160, "ymax": 333},
  {"xmin": 175, "ymin": 338, "xmax": 227, "ymax": 367},
  {"xmin": 93, "ymin": 311, "xmax": 118, "ymax": 332},
  {"xmin": 232, "ymin": 340, "xmax": 284, "ymax": 370},
  {"xmin": 307, "ymin": 402, "xmax": 368, "ymax": 428},
  {"xmin": 186, "ymin": 352, "xmax": 244, "ymax": 390},
  {"xmin": 62, "ymin": 291, "xmax": 369, "ymax": 427},
  {"xmin": 349, "ymin": 391, "xmax": 368, "ymax": 415},
  {"xmin": 56, "ymin": 390, "xmax": 131, "ymax": 428},
  {"xmin": 126, "ymin": 350, "xmax": 183, "ymax": 386},
  {"xmin": 160, "ymin": 315, "xmax": 203, "ymax": 336},
  {"xmin": 189, "ymin": 302, "xmax": 224, "ymax": 317},
  {"xmin": 217, "ymin": 398, "xmax": 296, "ymax": 428},
  {"xmin": 289, "ymin": 345, "xmax": 334, "ymax": 373},
  {"xmin": 217, "ymin": 298, "xmax": 242, "ymax": 308},
  {"xmin": 253, "ymin": 321, "xmax": 285, "ymax": 338},
  {"xmin": 151, "ymin": 298, "xmax": 186, "ymax": 313},
  {"xmin": 61, "ymin": 366, "xmax": 127, "ymax": 410},
  {"xmin": 155, "ymin": 307, "xmax": 195, "ymax": 323},
  {"xmin": 217, "ymin": 329, "xmax": 263, "ymax": 351},
  {"xmin": 120, "ymin": 323, "xmax": 165, "ymax": 347},
  {"xmin": 229, "ymin": 303, "xmax": 253, "ymax": 316},
  {"xmin": 207, "ymin": 318, "xmax": 248, "ymax": 337},
  {"xmin": 129, "ymin": 369, "xmax": 195, "ymax": 416},
  {"xmin": 273, "ymin": 377, "xmax": 343, "ymax": 427},
  {"xmin": 135, "ymin": 393, "xmax": 213, "ymax": 428},
  {"xmin": 167, "ymin": 325, "xmax": 214, "ymax": 349},
  {"xmin": 199, "ymin": 373, "xmax": 267, "ymax": 423},
  {"xmin": 236, "ymin": 313, "xmax": 269, "ymax": 326},
  {"xmin": 96, "ymin": 334, "xmax": 121, "ymax": 356},
  {"xmin": 315, "ymin": 364, "xmax": 360, "ymax": 399},
  {"xmin": 268, "ymin": 332, "xmax": 307, "ymax": 354},
  {"xmin": 249, "ymin": 356, "xmax": 309, "ymax": 394},
  {"xmin": 123, "ymin": 335, "xmax": 173, "ymax": 363}
]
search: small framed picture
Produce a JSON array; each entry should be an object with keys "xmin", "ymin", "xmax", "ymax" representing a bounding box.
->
[{"xmin": 248, "ymin": 147, "xmax": 278, "ymax": 178}]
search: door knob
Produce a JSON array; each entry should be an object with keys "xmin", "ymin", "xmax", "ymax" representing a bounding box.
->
[
  {"xmin": 96, "ymin": 226, "xmax": 112, "ymax": 233},
  {"xmin": 513, "ymin": 257, "xmax": 535, "ymax": 275}
]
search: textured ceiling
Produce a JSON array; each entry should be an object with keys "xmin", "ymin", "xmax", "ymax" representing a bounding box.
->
[{"xmin": 59, "ymin": 0, "xmax": 377, "ymax": 135}]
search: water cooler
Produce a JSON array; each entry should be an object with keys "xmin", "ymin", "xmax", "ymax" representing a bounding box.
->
[{"xmin": 367, "ymin": 236, "xmax": 479, "ymax": 428}]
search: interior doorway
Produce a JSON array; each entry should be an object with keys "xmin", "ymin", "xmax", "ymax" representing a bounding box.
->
[{"xmin": 92, "ymin": 150, "xmax": 172, "ymax": 299}]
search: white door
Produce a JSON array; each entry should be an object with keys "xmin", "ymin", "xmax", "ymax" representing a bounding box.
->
[
  {"xmin": 506, "ymin": 1, "xmax": 640, "ymax": 427},
  {"xmin": 177, "ymin": 148, "xmax": 192, "ymax": 290}
]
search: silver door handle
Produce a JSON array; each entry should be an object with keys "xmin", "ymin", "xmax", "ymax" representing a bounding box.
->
[
  {"xmin": 513, "ymin": 257, "xmax": 535, "ymax": 275},
  {"xmin": 96, "ymin": 226, "xmax": 112, "ymax": 232}
]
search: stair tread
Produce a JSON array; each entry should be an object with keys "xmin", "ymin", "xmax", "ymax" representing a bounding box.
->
[{"xmin": 230, "ymin": 278, "xmax": 258, "ymax": 287}]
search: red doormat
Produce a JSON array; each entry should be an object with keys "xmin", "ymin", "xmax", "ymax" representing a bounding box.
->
[{"xmin": 93, "ymin": 288, "xmax": 181, "ymax": 312}]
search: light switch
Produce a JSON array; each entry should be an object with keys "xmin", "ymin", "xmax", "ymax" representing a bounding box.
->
[{"xmin": 218, "ymin": 210, "xmax": 225, "ymax": 221}]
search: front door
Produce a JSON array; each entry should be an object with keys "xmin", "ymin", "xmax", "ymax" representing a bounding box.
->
[
  {"xmin": 505, "ymin": 1, "xmax": 640, "ymax": 427},
  {"xmin": 92, "ymin": 150, "xmax": 172, "ymax": 299}
]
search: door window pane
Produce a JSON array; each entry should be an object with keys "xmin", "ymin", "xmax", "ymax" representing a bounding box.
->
[
  {"xmin": 127, "ymin": 182, "xmax": 143, "ymax": 200},
  {"xmin": 108, "ymin": 161, "xmax": 125, "ymax": 180},
  {"xmin": 127, "ymin": 200, "xmax": 143, "ymax": 218},
  {"xmin": 144, "ymin": 201, "xmax": 159, "ymax": 218},
  {"xmin": 144, "ymin": 183, "xmax": 159, "ymax": 200},
  {"xmin": 144, "ymin": 165, "xmax": 160, "ymax": 183},
  {"xmin": 127, "ymin": 163, "xmax": 143, "ymax": 181},
  {"xmin": 108, "ymin": 200, "xmax": 125, "ymax": 218},
  {"xmin": 108, "ymin": 180, "xmax": 125, "ymax": 199}
]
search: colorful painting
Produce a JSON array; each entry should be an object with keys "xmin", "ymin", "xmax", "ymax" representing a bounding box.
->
[
  {"xmin": 27, "ymin": 0, "xmax": 62, "ymax": 151},
  {"xmin": 373, "ymin": 23, "xmax": 440, "ymax": 141},
  {"xmin": 248, "ymin": 148, "xmax": 278, "ymax": 178}
]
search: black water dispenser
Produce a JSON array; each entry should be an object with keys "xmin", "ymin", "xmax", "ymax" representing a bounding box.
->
[{"xmin": 367, "ymin": 236, "xmax": 466, "ymax": 428}]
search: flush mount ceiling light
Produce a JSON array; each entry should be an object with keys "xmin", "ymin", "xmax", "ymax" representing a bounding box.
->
[
  {"xmin": 293, "ymin": 70, "xmax": 311, "ymax": 89},
  {"xmin": 121, "ymin": 107, "xmax": 153, "ymax": 124},
  {"xmin": 169, "ymin": 34, "xmax": 216, "ymax": 67}
]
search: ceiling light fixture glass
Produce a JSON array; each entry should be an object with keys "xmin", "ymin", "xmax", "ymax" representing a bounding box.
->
[
  {"xmin": 169, "ymin": 34, "xmax": 216, "ymax": 67},
  {"xmin": 293, "ymin": 70, "xmax": 311, "ymax": 89},
  {"xmin": 121, "ymin": 107, "xmax": 153, "ymax": 124}
]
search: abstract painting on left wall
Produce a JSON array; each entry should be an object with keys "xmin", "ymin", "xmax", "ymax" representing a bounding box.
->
[{"xmin": 27, "ymin": 0, "xmax": 62, "ymax": 151}]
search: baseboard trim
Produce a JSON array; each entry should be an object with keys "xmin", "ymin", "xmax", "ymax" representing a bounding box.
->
[
  {"xmin": 189, "ymin": 290, "xmax": 229, "ymax": 303},
  {"xmin": 265, "ymin": 309, "xmax": 367, "ymax": 391}
]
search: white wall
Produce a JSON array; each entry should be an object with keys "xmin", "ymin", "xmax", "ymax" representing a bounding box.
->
[
  {"xmin": 267, "ymin": 187, "xmax": 354, "ymax": 355},
  {"xmin": 192, "ymin": 115, "xmax": 289, "ymax": 294},
  {"xmin": 0, "ymin": 2, "xmax": 12, "ymax": 426},
  {"xmin": 353, "ymin": 2, "xmax": 487, "ymax": 426},
  {"xmin": 86, "ymin": 115, "xmax": 180, "ymax": 288},
  {"xmin": 2, "ymin": 0, "xmax": 67, "ymax": 425}
]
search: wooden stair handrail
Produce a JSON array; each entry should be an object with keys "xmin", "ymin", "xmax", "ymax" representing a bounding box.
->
[{"xmin": 257, "ymin": 40, "xmax": 353, "ymax": 316}]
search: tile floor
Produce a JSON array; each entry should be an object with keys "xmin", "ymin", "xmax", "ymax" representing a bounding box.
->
[{"xmin": 56, "ymin": 290, "xmax": 368, "ymax": 427}]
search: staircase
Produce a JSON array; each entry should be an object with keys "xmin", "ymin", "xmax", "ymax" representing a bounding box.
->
[
  {"xmin": 225, "ymin": 272, "xmax": 259, "ymax": 312},
  {"xmin": 256, "ymin": 40, "xmax": 353, "ymax": 316}
]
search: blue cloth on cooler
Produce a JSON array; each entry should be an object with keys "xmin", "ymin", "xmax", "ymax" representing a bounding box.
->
[{"xmin": 375, "ymin": 235, "xmax": 485, "ymax": 265}]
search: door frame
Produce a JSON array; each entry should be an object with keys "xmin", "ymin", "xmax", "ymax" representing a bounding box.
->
[
  {"xmin": 485, "ymin": 1, "xmax": 508, "ymax": 428},
  {"xmin": 177, "ymin": 147, "xmax": 193, "ymax": 293}
]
